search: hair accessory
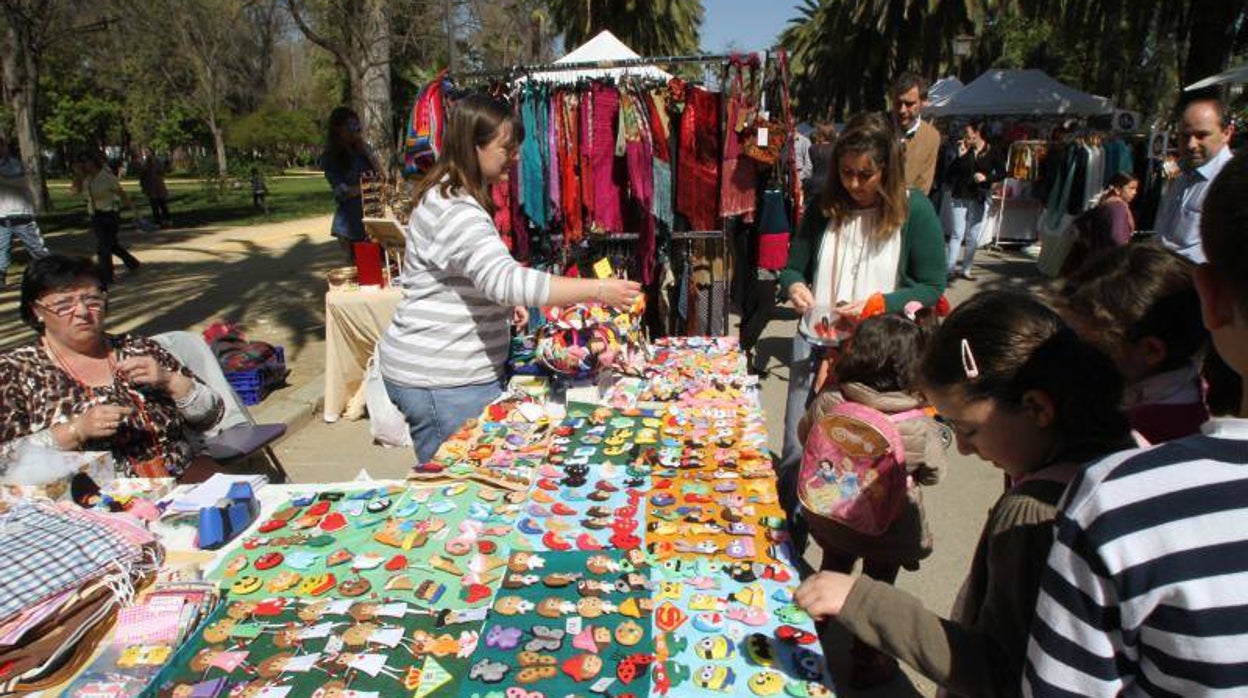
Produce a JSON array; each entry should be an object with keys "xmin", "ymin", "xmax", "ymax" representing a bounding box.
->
[
  {"xmin": 902, "ymin": 301, "xmax": 923, "ymax": 321},
  {"xmin": 960, "ymin": 338, "xmax": 980, "ymax": 379}
]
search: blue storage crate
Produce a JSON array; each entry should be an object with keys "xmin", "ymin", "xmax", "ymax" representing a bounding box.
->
[{"xmin": 224, "ymin": 346, "xmax": 287, "ymax": 406}]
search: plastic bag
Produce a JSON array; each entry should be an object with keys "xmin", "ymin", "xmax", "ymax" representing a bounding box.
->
[{"xmin": 364, "ymin": 350, "xmax": 412, "ymax": 448}]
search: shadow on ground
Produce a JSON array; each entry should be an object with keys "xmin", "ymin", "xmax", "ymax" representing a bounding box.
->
[{"xmin": 0, "ymin": 231, "xmax": 341, "ymax": 360}]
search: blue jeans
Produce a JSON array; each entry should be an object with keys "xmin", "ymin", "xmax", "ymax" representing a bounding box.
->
[
  {"xmin": 947, "ymin": 196, "xmax": 986, "ymax": 273},
  {"xmin": 0, "ymin": 218, "xmax": 50, "ymax": 281},
  {"xmin": 781, "ymin": 332, "xmax": 816, "ymax": 467},
  {"xmin": 384, "ymin": 379, "xmax": 503, "ymax": 463},
  {"xmin": 779, "ymin": 332, "xmax": 817, "ymax": 569}
]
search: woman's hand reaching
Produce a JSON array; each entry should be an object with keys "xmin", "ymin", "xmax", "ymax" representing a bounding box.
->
[
  {"xmin": 596, "ymin": 278, "xmax": 643, "ymax": 308},
  {"xmin": 788, "ymin": 282, "xmax": 815, "ymax": 313}
]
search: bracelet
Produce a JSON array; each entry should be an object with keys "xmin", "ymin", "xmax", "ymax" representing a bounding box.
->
[
  {"xmin": 596, "ymin": 280, "xmax": 603, "ymax": 302},
  {"xmin": 66, "ymin": 419, "xmax": 83, "ymax": 449}
]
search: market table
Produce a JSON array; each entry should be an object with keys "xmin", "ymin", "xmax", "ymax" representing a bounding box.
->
[
  {"xmin": 29, "ymin": 336, "xmax": 838, "ymax": 698},
  {"xmin": 323, "ymin": 286, "xmax": 402, "ymax": 422}
]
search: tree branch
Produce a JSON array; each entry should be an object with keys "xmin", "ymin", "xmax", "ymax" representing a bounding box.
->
[{"xmin": 284, "ymin": 0, "xmax": 350, "ymax": 71}]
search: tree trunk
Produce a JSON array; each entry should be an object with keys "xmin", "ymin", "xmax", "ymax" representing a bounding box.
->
[
  {"xmin": 1182, "ymin": 0, "xmax": 1245, "ymax": 93},
  {"xmin": 2, "ymin": 22, "xmax": 49, "ymax": 213},
  {"xmin": 356, "ymin": 0, "xmax": 393, "ymax": 171},
  {"xmin": 209, "ymin": 117, "xmax": 228, "ymax": 176}
]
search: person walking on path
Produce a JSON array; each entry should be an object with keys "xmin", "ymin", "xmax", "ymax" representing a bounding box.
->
[
  {"xmin": 138, "ymin": 147, "xmax": 171, "ymax": 228},
  {"xmin": 0, "ymin": 135, "xmax": 50, "ymax": 288},
  {"xmin": 71, "ymin": 151, "xmax": 141, "ymax": 287},
  {"xmin": 945, "ymin": 120, "xmax": 1004, "ymax": 280}
]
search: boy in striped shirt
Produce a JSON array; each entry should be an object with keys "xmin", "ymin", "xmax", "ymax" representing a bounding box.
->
[{"xmin": 1024, "ymin": 151, "xmax": 1248, "ymax": 695}]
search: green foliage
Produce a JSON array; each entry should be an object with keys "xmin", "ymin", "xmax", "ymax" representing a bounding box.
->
[
  {"xmin": 39, "ymin": 174, "xmax": 334, "ymax": 238},
  {"xmin": 153, "ymin": 105, "xmax": 212, "ymax": 152},
  {"xmin": 41, "ymin": 93, "xmax": 125, "ymax": 151},
  {"xmin": 548, "ymin": 0, "xmax": 704, "ymax": 58},
  {"xmin": 225, "ymin": 105, "xmax": 320, "ymax": 166}
]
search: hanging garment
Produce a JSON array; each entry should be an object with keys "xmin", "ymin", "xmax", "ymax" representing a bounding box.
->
[
  {"xmin": 491, "ymin": 179, "xmax": 513, "ymax": 251},
  {"xmin": 509, "ymin": 160, "xmax": 530, "ymax": 261},
  {"xmin": 621, "ymin": 87, "xmax": 657, "ymax": 284},
  {"xmin": 721, "ymin": 58, "xmax": 758, "ymax": 220},
  {"xmin": 557, "ymin": 92, "xmax": 584, "ymax": 246},
  {"xmin": 520, "ymin": 87, "xmax": 548, "ymax": 228},
  {"xmin": 547, "ymin": 94, "xmax": 561, "ymax": 228},
  {"xmin": 677, "ymin": 87, "xmax": 722, "ymax": 231},
  {"xmin": 588, "ymin": 83, "xmax": 625, "ymax": 232},
  {"xmin": 645, "ymin": 91, "xmax": 672, "ymax": 162}
]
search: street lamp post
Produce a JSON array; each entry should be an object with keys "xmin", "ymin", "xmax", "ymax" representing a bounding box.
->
[{"xmin": 953, "ymin": 34, "xmax": 975, "ymax": 82}]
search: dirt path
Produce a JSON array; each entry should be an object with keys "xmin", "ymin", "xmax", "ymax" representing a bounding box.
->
[{"xmin": 0, "ymin": 213, "xmax": 340, "ymax": 392}]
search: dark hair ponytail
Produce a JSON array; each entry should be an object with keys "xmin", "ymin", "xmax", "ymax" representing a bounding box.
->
[{"xmin": 922, "ymin": 291, "xmax": 1133, "ymax": 460}]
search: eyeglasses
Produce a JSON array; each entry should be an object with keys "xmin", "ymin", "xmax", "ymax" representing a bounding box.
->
[{"xmin": 35, "ymin": 292, "xmax": 108, "ymax": 316}]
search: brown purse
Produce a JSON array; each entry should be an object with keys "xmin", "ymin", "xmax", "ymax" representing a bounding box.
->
[{"xmin": 744, "ymin": 118, "xmax": 787, "ymax": 166}]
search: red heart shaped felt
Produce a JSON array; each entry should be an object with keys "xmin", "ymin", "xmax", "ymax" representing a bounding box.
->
[
  {"xmin": 255, "ymin": 552, "xmax": 284, "ymax": 570},
  {"xmin": 575, "ymin": 533, "xmax": 603, "ymax": 551},
  {"xmin": 308, "ymin": 501, "xmax": 331, "ymax": 516},
  {"xmin": 477, "ymin": 540, "xmax": 497, "ymax": 555},
  {"xmin": 253, "ymin": 598, "xmax": 287, "ymax": 616},
  {"xmin": 464, "ymin": 583, "xmax": 492, "ymax": 604},
  {"xmin": 385, "ymin": 554, "xmax": 408, "ymax": 571},
  {"xmin": 319, "ymin": 512, "xmax": 347, "ymax": 532},
  {"xmin": 542, "ymin": 531, "xmax": 572, "ymax": 551}
]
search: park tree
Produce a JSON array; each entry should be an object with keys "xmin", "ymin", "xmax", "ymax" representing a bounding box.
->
[
  {"xmin": 1, "ymin": 1, "xmax": 103, "ymax": 211},
  {"xmin": 547, "ymin": 0, "xmax": 704, "ymax": 57},
  {"xmin": 781, "ymin": 0, "xmax": 1248, "ymax": 123},
  {"xmin": 286, "ymin": 0, "xmax": 395, "ymax": 167}
]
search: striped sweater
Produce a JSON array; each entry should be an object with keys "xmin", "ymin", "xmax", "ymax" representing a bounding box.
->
[
  {"xmin": 379, "ymin": 185, "xmax": 549, "ymax": 389},
  {"xmin": 1024, "ymin": 418, "xmax": 1248, "ymax": 697}
]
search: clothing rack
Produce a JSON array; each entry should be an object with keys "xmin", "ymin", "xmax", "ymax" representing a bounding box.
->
[{"xmin": 460, "ymin": 53, "xmax": 735, "ymax": 81}]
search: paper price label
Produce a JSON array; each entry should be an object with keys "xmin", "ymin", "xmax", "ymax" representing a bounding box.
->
[{"xmin": 592, "ymin": 257, "xmax": 614, "ymax": 279}]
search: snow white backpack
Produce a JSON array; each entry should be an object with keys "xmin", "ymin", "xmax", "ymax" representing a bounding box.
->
[{"xmin": 797, "ymin": 402, "xmax": 923, "ymax": 535}]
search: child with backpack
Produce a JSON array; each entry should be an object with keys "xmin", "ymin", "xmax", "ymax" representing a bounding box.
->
[
  {"xmin": 1056, "ymin": 243, "xmax": 1210, "ymax": 443},
  {"xmin": 795, "ymin": 290, "xmax": 1137, "ymax": 696},
  {"xmin": 794, "ymin": 308, "xmax": 948, "ymax": 688}
]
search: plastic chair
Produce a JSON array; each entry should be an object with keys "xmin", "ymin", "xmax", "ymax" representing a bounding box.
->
[{"xmin": 152, "ymin": 331, "xmax": 290, "ymax": 483}]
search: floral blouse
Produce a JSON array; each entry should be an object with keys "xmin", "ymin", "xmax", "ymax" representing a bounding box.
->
[{"xmin": 0, "ymin": 334, "xmax": 224, "ymax": 477}]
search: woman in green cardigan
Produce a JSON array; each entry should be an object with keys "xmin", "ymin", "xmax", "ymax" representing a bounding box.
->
[{"xmin": 775, "ymin": 112, "xmax": 947, "ymax": 542}]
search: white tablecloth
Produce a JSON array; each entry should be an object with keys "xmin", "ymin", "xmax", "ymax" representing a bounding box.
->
[{"xmin": 323, "ymin": 287, "xmax": 402, "ymax": 422}]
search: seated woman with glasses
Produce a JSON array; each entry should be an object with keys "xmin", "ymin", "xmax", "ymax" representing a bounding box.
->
[{"xmin": 0, "ymin": 255, "xmax": 224, "ymax": 480}]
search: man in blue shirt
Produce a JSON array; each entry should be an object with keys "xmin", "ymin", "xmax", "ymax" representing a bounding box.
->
[{"xmin": 1155, "ymin": 99, "xmax": 1234, "ymax": 263}]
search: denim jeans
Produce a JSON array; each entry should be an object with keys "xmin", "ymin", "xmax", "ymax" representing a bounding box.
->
[
  {"xmin": 0, "ymin": 218, "xmax": 50, "ymax": 280},
  {"xmin": 779, "ymin": 332, "xmax": 818, "ymax": 568},
  {"xmin": 384, "ymin": 379, "xmax": 502, "ymax": 463},
  {"xmin": 947, "ymin": 196, "xmax": 987, "ymax": 272}
]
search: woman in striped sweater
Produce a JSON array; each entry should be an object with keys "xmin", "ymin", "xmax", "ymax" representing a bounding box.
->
[{"xmin": 380, "ymin": 95, "xmax": 641, "ymax": 462}]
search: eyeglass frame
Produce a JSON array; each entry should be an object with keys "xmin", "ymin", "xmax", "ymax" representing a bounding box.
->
[{"xmin": 33, "ymin": 291, "xmax": 109, "ymax": 317}]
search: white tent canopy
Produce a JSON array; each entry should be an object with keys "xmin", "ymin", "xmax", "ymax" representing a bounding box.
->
[
  {"xmin": 518, "ymin": 30, "xmax": 674, "ymax": 84},
  {"xmin": 1186, "ymin": 63, "xmax": 1248, "ymax": 91},
  {"xmin": 927, "ymin": 76, "xmax": 964, "ymax": 107},
  {"xmin": 924, "ymin": 69, "xmax": 1112, "ymax": 117}
]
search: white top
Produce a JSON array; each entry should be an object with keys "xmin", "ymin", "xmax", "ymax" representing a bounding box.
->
[
  {"xmin": 379, "ymin": 185, "xmax": 550, "ymax": 389},
  {"xmin": 0, "ymin": 156, "xmax": 33, "ymax": 217},
  {"xmin": 802, "ymin": 209, "xmax": 901, "ymax": 338}
]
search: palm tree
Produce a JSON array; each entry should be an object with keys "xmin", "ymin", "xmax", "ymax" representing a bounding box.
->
[{"xmin": 547, "ymin": 0, "xmax": 704, "ymax": 57}]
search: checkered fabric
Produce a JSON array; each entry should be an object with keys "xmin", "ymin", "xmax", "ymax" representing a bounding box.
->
[{"xmin": 0, "ymin": 502, "xmax": 141, "ymax": 620}]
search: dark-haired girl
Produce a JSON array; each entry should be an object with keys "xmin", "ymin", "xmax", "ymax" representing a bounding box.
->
[
  {"xmin": 796, "ymin": 308, "xmax": 947, "ymax": 688},
  {"xmin": 946, "ymin": 120, "xmax": 1003, "ymax": 280},
  {"xmin": 796, "ymin": 290, "xmax": 1136, "ymax": 697},
  {"xmin": 322, "ymin": 106, "xmax": 381, "ymax": 262}
]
